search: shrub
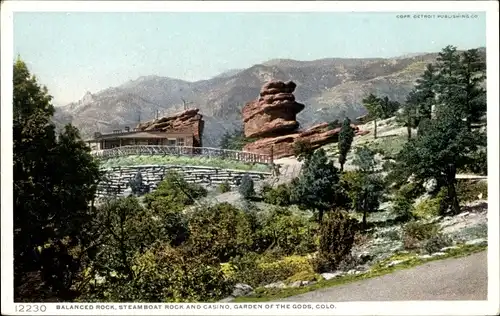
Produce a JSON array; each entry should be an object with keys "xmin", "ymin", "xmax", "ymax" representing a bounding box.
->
[
  {"xmin": 143, "ymin": 171, "xmax": 207, "ymax": 208},
  {"xmin": 81, "ymin": 245, "xmax": 232, "ymax": 302},
  {"xmin": 218, "ymin": 181, "xmax": 231, "ymax": 194},
  {"xmin": 229, "ymin": 253, "xmax": 314, "ymax": 288},
  {"xmin": 262, "ymin": 183, "xmax": 293, "ymax": 206},
  {"xmin": 456, "ymin": 180, "xmax": 488, "ymax": 203},
  {"xmin": 286, "ymin": 270, "xmax": 323, "ymax": 284},
  {"xmin": 293, "ymin": 140, "xmax": 314, "ymax": 161},
  {"xmin": 238, "ymin": 174, "xmax": 255, "ymax": 199},
  {"xmin": 402, "ymin": 220, "xmax": 440, "ymax": 250},
  {"xmin": 413, "ymin": 191, "xmax": 446, "ymax": 219},
  {"xmin": 314, "ymin": 211, "xmax": 358, "ymax": 273},
  {"xmin": 187, "ymin": 202, "xmax": 253, "ymax": 262},
  {"xmin": 391, "ymin": 193, "xmax": 415, "ymax": 221},
  {"xmin": 254, "ymin": 207, "xmax": 317, "ymax": 256},
  {"xmin": 423, "ymin": 234, "xmax": 453, "ymax": 254}
]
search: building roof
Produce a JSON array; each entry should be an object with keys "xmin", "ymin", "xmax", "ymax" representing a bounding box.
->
[{"xmin": 86, "ymin": 130, "xmax": 193, "ymax": 142}]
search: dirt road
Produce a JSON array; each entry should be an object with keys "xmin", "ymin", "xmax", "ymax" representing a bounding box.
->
[{"xmin": 279, "ymin": 251, "xmax": 487, "ymax": 302}]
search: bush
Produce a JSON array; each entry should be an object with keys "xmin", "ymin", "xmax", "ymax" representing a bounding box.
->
[
  {"xmin": 218, "ymin": 181, "xmax": 231, "ymax": 194},
  {"xmin": 80, "ymin": 245, "xmax": 232, "ymax": 302},
  {"xmin": 413, "ymin": 190, "xmax": 446, "ymax": 219},
  {"xmin": 187, "ymin": 202, "xmax": 253, "ymax": 262},
  {"xmin": 143, "ymin": 171, "xmax": 207, "ymax": 208},
  {"xmin": 238, "ymin": 174, "xmax": 255, "ymax": 200},
  {"xmin": 262, "ymin": 183, "xmax": 293, "ymax": 206},
  {"xmin": 391, "ymin": 193, "xmax": 415, "ymax": 222},
  {"xmin": 254, "ymin": 207, "xmax": 316, "ymax": 256},
  {"xmin": 314, "ymin": 211, "xmax": 358, "ymax": 273},
  {"xmin": 456, "ymin": 180, "xmax": 488, "ymax": 203},
  {"xmin": 423, "ymin": 234, "xmax": 453, "ymax": 254},
  {"xmin": 402, "ymin": 220, "xmax": 440, "ymax": 250},
  {"xmin": 293, "ymin": 140, "xmax": 314, "ymax": 161},
  {"xmin": 229, "ymin": 253, "xmax": 314, "ymax": 288}
]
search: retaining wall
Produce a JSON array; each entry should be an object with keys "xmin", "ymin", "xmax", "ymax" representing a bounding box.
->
[{"xmin": 97, "ymin": 164, "xmax": 272, "ymax": 197}]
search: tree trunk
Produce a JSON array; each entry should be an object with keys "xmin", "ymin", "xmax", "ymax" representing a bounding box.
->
[
  {"xmin": 446, "ymin": 164, "xmax": 460, "ymax": 215},
  {"xmin": 362, "ymin": 210, "xmax": 367, "ymax": 230},
  {"xmin": 340, "ymin": 162, "xmax": 344, "ymax": 172},
  {"xmin": 447, "ymin": 183, "xmax": 461, "ymax": 215},
  {"xmin": 318, "ymin": 209, "xmax": 324, "ymax": 223},
  {"xmin": 373, "ymin": 118, "xmax": 378, "ymax": 139},
  {"xmin": 407, "ymin": 113, "xmax": 412, "ymax": 140}
]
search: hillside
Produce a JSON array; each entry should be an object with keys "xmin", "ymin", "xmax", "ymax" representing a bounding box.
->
[{"xmin": 54, "ymin": 48, "xmax": 484, "ymax": 146}]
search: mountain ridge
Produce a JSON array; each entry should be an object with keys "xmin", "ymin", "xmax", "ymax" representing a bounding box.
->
[{"xmin": 54, "ymin": 48, "xmax": 485, "ymax": 147}]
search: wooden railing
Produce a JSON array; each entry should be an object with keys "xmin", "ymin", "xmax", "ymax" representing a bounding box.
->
[{"xmin": 91, "ymin": 145, "xmax": 273, "ymax": 164}]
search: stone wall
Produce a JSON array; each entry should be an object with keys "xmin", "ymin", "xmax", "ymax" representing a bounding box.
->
[{"xmin": 97, "ymin": 164, "xmax": 272, "ymax": 197}]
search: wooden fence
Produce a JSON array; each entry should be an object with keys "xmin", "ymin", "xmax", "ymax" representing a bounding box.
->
[{"xmin": 91, "ymin": 145, "xmax": 273, "ymax": 164}]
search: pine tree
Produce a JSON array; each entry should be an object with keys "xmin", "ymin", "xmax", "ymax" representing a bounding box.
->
[
  {"xmin": 362, "ymin": 93, "xmax": 382, "ymax": 139},
  {"xmin": 337, "ymin": 117, "xmax": 355, "ymax": 172},
  {"xmin": 291, "ymin": 149, "xmax": 340, "ymax": 222}
]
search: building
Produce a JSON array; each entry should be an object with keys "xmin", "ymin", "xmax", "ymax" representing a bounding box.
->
[{"xmin": 86, "ymin": 127, "xmax": 196, "ymax": 151}]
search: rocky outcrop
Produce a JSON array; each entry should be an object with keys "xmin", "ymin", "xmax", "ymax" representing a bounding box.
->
[
  {"xmin": 244, "ymin": 122, "xmax": 367, "ymax": 158},
  {"xmin": 243, "ymin": 80, "xmax": 368, "ymax": 159},
  {"xmin": 243, "ymin": 81, "xmax": 305, "ymax": 138},
  {"xmin": 136, "ymin": 108, "xmax": 204, "ymax": 147}
]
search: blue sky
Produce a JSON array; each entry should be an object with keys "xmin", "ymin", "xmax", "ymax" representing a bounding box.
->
[{"xmin": 14, "ymin": 12, "xmax": 486, "ymax": 105}]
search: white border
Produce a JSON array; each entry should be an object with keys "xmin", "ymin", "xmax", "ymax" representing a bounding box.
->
[{"xmin": 1, "ymin": 1, "xmax": 499, "ymax": 316}]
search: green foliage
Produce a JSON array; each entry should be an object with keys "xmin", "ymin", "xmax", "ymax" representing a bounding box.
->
[
  {"xmin": 362, "ymin": 94, "xmax": 400, "ymax": 139},
  {"xmin": 293, "ymin": 140, "xmax": 314, "ymax": 161},
  {"xmin": 314, "ymin": 211, "xmax": 358, "ymax": 273},
  {"xmin": 218, "ymin": 180, "xmax": 232, "ymax": 194},
  {"xmin": 254, "ymin": 207, "xmax": 317, "ymax": 256},
  {"xmin": 229, "ymin": 253, "xmax": 314, "ymax": 288},
  {"xmin": 291, "ymin": 149, "xmax": 340, "ymax": 222},
  {"xmin": 239, "ymin": 174, "xmax": 255, "ymax": 199},
  {"xmin": 460, "ymin": 149, "xmax": 487, "ymax": 176},
  {"xmin": 143, "ymin": 171, "xmax": 207, "ymax": 209},
  {"xmin": 352, "ymin": 146, "xmax": 377, "ymax": 173},
  {"xmin": 262, "ymin": 183, "xmax": 293, "ymax": 206},
  {"xmin": 402, "ymin": 221, "xmax": 440, "ymax": 250},
  {"xmin": 423, "ymin": 234, "xmax": 453, "ymax": 254},
  {"xmin": 13, "ymin": 58, "xmax": 102, "ymax": 301},
  {"xmin": 187, "ymin": 203, "xmax": 253, "ymax": 262},
  {"xmin": 81, "ymin": 245, "xmax": 232, "ymax": 302},
  {"xmin": 286, "ymin": 270, "xmax": 323, "ymax": 284},
  {"xmin": 338, "ymin": 117, "xmax": 355, "ymax": 171},
  {"xmin": 413, "ymin": 190, "xmax": 447, "ymax": 219},
  {"xmin": 456, "ymin": 180, "xmax": 488, "ymax": 203},
  {"xmin": 219, "ymin": 128, "xmax": 257, "ymax": 151}
]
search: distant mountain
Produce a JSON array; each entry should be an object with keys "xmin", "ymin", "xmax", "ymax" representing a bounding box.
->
[{"xmin": 54, "ymin": 48, "xmax": 485, "ymax": 147}]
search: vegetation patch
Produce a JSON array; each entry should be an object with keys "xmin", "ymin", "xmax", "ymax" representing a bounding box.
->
[{"xmin": 99, "ymin": 155, "xmax": 272, "ymax": 172}]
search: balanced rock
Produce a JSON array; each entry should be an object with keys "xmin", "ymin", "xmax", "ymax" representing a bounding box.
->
[{"xmin": 243, "ymin": 80, "xmax": 305, "ymax": 138}]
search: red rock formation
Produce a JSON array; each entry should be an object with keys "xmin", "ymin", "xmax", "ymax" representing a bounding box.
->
[
  {"xmin": 136, "ymin": 108, "xmax": 204, "ymax": 147},
  {"xmin": 244, "ymin": 123, "xmax": 366, "ymax": 159},
  {"xmin": 243, "ymin": 80, "xmax": 305, "ymax": 138},
  {"xmin": 242, "ymin": 80, "xmax": 368, "ymax": 159}
]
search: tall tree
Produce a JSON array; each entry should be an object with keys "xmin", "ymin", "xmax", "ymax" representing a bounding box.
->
[
  {"xmin": 362, "ymin": 93, "xmax": 382, "ymax": 139},
  {"xmin": 456, "ymin": 48, "xmax": 487, "ymax": 129},
  {"xmin": 413, "ymin": 63, "xmax": 438, "ymax": 121},
  {"xmin": 397, "ymin": 89, "xmax": 419, "ymax": 140},
  {"xmin": 291, "ymin": 148, "xmax": 340, "ymax": 223},
  {"xmin": 396, "ymin": 109, "xmax": 481, "ymax": 215},
  {"xmin": 379, "ymin": 96, "xmax": 400, "ymax": 119},
  {"xmin": 347, "ymin": 146, "xmax": 385, "ymax": 229},
  {"xmin": 337, "ymin": 117, "xmax": 355, "ymax": 172},
  {"xmin": 13, "ymin": 58, "xmax": 101, "ymax": 301}
]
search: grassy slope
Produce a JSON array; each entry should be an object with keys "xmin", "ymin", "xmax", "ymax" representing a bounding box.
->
[{"xmin": 99, "ymin": 155, "xmax": 272, "ymax": 172}]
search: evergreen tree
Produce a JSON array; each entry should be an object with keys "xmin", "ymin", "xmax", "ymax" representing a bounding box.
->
[
  {"xmin": 379, "ymin": 96, "xmax": 400, "ymax": 119},
  {"xmin": 338, "ymin": 117, "xmax": 355, "ymax": 172},
  {"xmin": 13, "ymin": 58, "xmax": 101, "ymax": 301},
  {"xmin": 350, "ymin": 147, "xmax": 385, "ymax": 228},
  {"xmin": 362, "ymin": 93, "xmax": 382, "ymax": 139},
  {"xmin": 291, "ymin": 149, "xmax": 340, "ymax": 222},
  {"xmin": 397, "ymin": 89, "xmax": 419, "ymax": 140},
  {"xmin": 413, "ymin": 63, "xmax": 438, "ymax": 121}
]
